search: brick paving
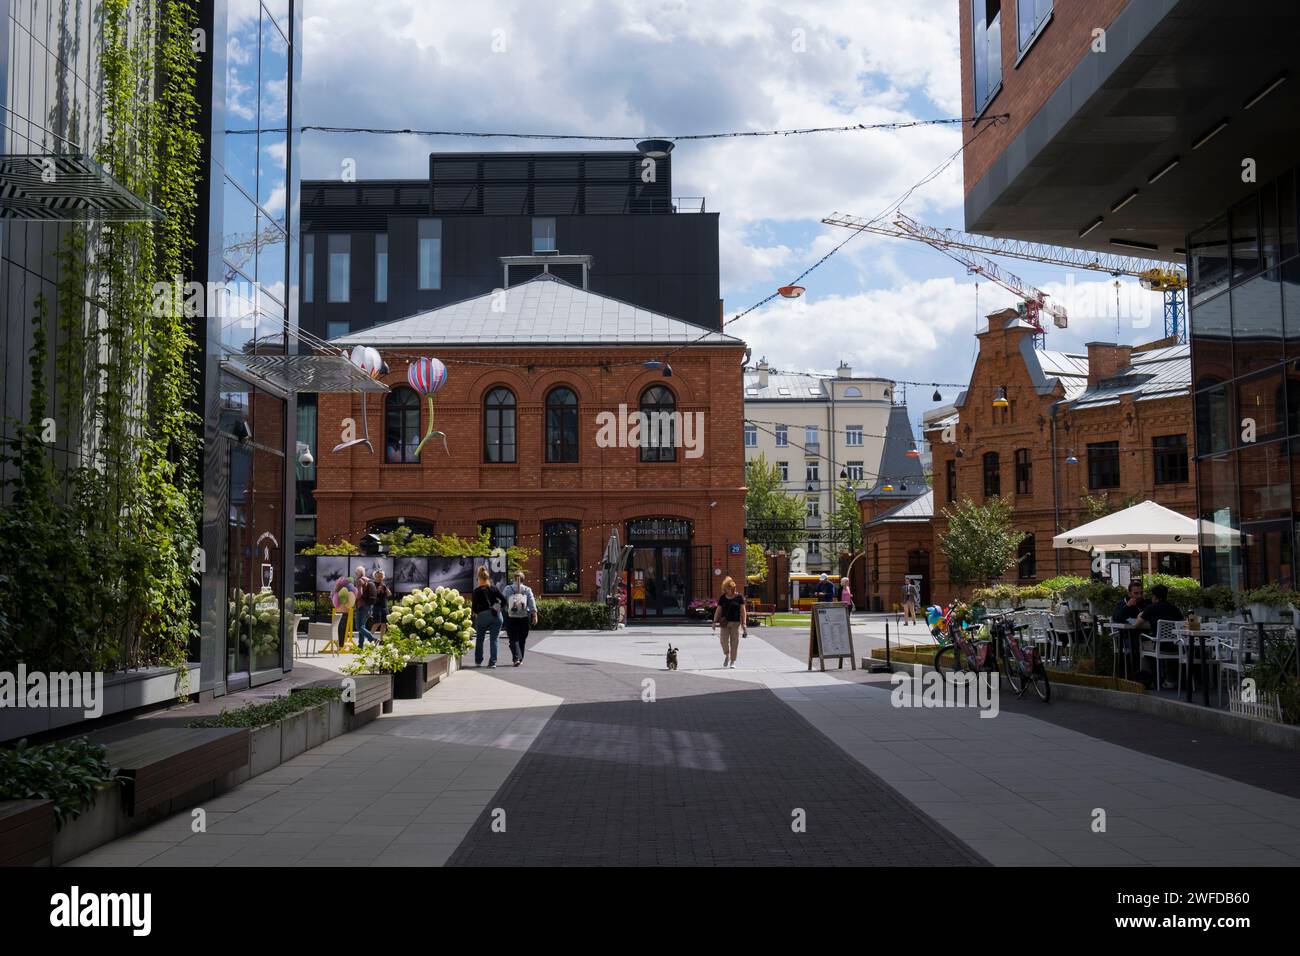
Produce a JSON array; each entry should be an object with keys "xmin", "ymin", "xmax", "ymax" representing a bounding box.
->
[{"xmin": 446, "ymin": 650, "xmax": 985, "ymax": 866}]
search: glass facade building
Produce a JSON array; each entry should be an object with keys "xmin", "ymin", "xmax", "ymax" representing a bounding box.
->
[
  {"xmin": 1189, "ymin": 164, "xmax": 1300, "ymax": 591},
  {"xmin": 2, "ymin": 1, "xmax": 303, "ymax": 701},
  {"xmin": 198, "ymin": 0, "xmax": 302, "ymax": 692}
]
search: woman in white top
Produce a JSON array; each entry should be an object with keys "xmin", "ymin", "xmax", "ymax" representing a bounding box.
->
[{"xmin": 501, "ymin": 570, "xmax": 539, "ymax": 666}]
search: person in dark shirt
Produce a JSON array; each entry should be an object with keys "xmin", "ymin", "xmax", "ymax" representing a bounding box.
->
[
  {"xmin": 1112, "ymin": 580, "xmax": 1150, "ymax": 623},
  {"xmin": 1137, "ymin": 584, "xmax": 1184, "ymax": 631},
  {"xmin": 816, "ymin": 574, "xmax": 836, "ymax": 603},
  {"xmin": 471, "ymin": 566, "xmax": 506, "ymax": 668}
]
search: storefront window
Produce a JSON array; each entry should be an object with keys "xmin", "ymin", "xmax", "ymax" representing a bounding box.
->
[{"xmin": 543, "ymin": 521, "xmax": 579, "ymax": 593}]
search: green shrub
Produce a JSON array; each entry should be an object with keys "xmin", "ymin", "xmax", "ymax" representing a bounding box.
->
[
  {"xmin": 188, "ymin": 687, "xmax": 341, "ymax": 729},
  {"xmin": 0, "ymin": 737, "xmax": 117, "ymax": 829},
  {"xmin": 1039, "ymin": 575, "xmax": 1089, "ymax": 595},
  {"xmin": 535, "ymin": 600, "xmax": 610, "ymax": 630},
  {"xmin": 1199, "ymin": 585, "xmax": 1238, "ymax": 613},
  {"xmin": 1245, "ymin": 582, "xmax": 1293, "ymax": 608}
]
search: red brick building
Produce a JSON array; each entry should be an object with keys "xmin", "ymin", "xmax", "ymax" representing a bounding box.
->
[
  {"xmin": 316, "ymin": 275, "xmax": 748, "ymax": 615},
  {"xmin": 863, "ymin": 308, "xmax": 1195, "ymax": 605}
]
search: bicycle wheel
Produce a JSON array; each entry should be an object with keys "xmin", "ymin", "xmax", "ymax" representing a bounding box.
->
[
  {"xmin": 1001, "ymin": 649, "xmax": 1025, "ymax": 695},
  {"xmin": 934, "ymin": 644, "xmax": 974, "ymax": 675},
  {"xmin": 1029, "ymin": 663, "xmax": 1051, "ymax": 702}
]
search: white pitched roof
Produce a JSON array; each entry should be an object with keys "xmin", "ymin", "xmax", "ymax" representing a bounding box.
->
[{"xmin": 332, "ymin": 273, "xmax": 744, "ymax": 348}]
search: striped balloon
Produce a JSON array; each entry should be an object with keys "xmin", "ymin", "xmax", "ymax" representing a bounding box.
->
[{"xmin": 406, "ymin": 357, "xmax": 447, "ymax": 395}]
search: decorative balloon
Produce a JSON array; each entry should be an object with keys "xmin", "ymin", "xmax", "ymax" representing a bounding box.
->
[
  {"xmin": 407, "ymin": 357, "xmax": 449, "ymax": 456},
  {"xmin": 331, "ymin": 576, "xmax": 357, "ymax": 653},
  {"xmin": 332, "ymin": 347, "xmax": 385, "ymax": 454}
]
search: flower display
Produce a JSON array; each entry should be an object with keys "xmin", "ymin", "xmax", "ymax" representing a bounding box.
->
[
  {"xmin": 342, "ymin": 640, "xmax": 408, "ymax": 675},
  {"xmin": 384, "ymin": 586, "xmax": 474, "ymax": 658},
  {"xmin": 227, "ymin": 588, "xmax": 281, "ymax": 657}
]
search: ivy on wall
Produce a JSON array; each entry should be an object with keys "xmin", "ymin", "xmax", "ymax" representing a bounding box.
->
[{"xmin": 0, "ymin": 0, "xmax": 202, "ymax": 677}]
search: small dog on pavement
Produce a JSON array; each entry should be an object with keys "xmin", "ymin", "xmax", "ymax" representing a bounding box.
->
[{"xmin": 666, "ymin": 644, "xmax": 678, "ymax": 670}]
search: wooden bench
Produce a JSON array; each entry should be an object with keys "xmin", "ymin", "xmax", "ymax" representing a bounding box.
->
[
  {"xmin": 293, "ymin": 674, "xmax": 392, "ymax": 723},
  {"xmin": 749, "ymin": 603, "xmax": 776, "ymax": 626},
  {"xmin": 0, "ymin": 799, "xmax": 54, "ymax": 867},
  {"xmin": 104, "ymin": 728, "xmax": 249, "ymax": 816}
]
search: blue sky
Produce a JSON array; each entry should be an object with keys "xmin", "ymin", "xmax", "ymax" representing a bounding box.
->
[{"xmin": 298, "ymin": 0, "xmax": 1168, "ymax": 438}]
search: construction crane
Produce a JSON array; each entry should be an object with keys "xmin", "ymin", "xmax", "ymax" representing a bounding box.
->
[{"xmin": 822, "ymin": 211, "xmax": 1189, "ymax": 343}]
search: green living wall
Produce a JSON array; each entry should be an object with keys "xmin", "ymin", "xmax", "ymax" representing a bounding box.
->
[{"xmin": 0, "ymin": 1, "xmax": 202, "ymax": 679}]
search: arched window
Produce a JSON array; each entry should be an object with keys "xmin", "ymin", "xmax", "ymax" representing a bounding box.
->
[
  {"xmin": 484, "ymin": 387, "xmax": 516, "ymax": 463},
  {"xmin": 546, "ymin": 387, "xmax": 578, "ymax": 462},
  {"xmin": 843, "ymin": 386, "xmax": 862, "ymax": 397},
  {"xmin": 385, "ymin": 386, "xmax": 421, "ymax": 463},
  {"xmin": 639, "ymin": 384, "xmax": 677, "ymax": 462}
]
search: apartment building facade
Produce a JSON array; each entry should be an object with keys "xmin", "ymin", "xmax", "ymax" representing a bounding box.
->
[{"xmin": 742, "ymin": 360, "xmax": 895, "ymax": 572}]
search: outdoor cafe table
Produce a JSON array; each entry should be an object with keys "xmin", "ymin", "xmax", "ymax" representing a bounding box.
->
[
  {"xmin": 1172, "ymin": 623, "xmax": 1213, "ymax": 707},
  {"xmin": 1104, "ymin": 621, "xmax": 1142, "ymax": 680}
]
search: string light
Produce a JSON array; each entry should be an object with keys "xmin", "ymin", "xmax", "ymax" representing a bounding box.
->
[{"xmin": 228, "ymin": 115, "xmax": 1008, "ymax": 141}]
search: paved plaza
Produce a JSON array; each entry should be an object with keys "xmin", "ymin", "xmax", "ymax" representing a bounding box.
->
[{"xmin": 68, "ymin": 625, "xmax": 1300, "ymax": 867}]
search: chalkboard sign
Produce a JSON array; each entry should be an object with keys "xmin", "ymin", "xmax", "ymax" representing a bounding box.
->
[{"xmin": 808, "ymin": 602, "xmax": 857, "ymax": 671}]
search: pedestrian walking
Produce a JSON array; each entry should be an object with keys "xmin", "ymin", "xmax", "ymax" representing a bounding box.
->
[
  {"xmin": 711, "ymin": 576, "xmax": 747, "ymax": 669},
  {"xmin": 840, "ymin": 578, "xmax": 853, "ymax": 609},
  {"xmin": 471, "ymin": 566, "xmax": 506, "ymax": 668},
  {"xmin": 902, "ymin": 578, "xmax": 918, "ymax": 626},
  {"xmin": 501, "ymin": 570, "xmax": 538, "ymax": 666},
  {"xmin": 373, "ymin": 569, "xmax": 392, "ymax": 639},
  {"xmin": 353, "ymin": 565, "xmax": 378, "ymax": 647}
]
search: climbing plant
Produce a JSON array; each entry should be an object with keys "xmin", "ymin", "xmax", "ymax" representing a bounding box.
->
[{"xmin": 0, "ymin": 0, "xmax": 202, "ymax": 676}]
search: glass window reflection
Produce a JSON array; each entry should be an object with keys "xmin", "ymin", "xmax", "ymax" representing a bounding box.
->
[{"xmin": 224, "ymin": 8, "xmax": 259, "ymax": 194}]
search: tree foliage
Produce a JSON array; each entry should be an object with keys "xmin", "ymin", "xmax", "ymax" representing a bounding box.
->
[
  {"xmin": 939, "ymin": 497, "xmax": 1026, "ymax": 590},
  {"xmin": 744, "ymin": 455, "xmax": 805, "ymax": 550},
  {"xmin": 827, "ymin": 481, "xmax": 863, "ymax": 552}
]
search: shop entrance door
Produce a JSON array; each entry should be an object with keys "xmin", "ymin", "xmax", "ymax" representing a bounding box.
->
[{"xmin": 627, "ymin": 518, "xmax": 694, "ymax": 618}]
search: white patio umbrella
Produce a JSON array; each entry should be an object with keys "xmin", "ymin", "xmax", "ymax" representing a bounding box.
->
[{"xmin": 1052, "ymin": 500, "xmax": 1242, "ymax": 575}]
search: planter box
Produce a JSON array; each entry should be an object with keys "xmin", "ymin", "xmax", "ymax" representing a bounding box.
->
[
  {"xmin": 280, "ymin": 710, "xmax": 309, "ymax": 762},
  {"xmin": 306, "ymin": 701, "xmax": 330, "ymax": 749},
  {"xmin": 0, "ymin": 664, "xmax": 202, "ymax": 744},
  {"xmin": 392, "ymin": 654, "xmax": 452, "ymax": 699},
  {"xmin": 1248, "ymin": 602, "xmax": 1287, "ymax": 623},
  {"xmin": 0, "ymin": 799, "xmax": 54, "ymax": 867},
  {"xmin": 248, "ymin": 724, "xmax": 281, "ymax": 778}
]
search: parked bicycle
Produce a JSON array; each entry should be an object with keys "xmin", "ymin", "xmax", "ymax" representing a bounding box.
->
[
  {"xmin": 932, "ymin": 610, "xmax": 997, "ymax": 676},
  {"xmin": 988, "ymin": 612, "xmax": 1051, "ymax": 702}
]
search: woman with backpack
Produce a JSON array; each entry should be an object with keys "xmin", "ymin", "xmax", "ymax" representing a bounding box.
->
[
  {"xmin": 471, "ymin": 566, "xmax": 506, "ymax": 668},
  {"xmin": 501, "ymin": 570, "xmax": 539, "ymax": 666}
]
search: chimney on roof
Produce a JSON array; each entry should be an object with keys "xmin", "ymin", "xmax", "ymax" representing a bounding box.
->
[
  {"xmin": 837, "ymin": 360, "xmax": 852, "ymax": 378},
  {"xmin": 757, "ymin": 357, "xmax": 769, "ymax": 388},
  {"xmin": 1086, "ymin": 341, "xmax": 1133, "ymax": 387}
]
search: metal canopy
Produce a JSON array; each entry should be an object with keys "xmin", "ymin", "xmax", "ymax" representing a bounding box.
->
[
  {"xmin": 221, "ymin": 354, "xmax": 390, "ymax": 399},
  {"xmin": 0, "ymin": 154, "xmax": 163, "ymax": 221}
]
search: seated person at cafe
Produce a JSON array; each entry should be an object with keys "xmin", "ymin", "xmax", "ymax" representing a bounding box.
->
[
  {"xmin": 1136, "ymin": 584, "xmax": 1184, "ymax": 632},
  {"xmin": 1111, "ymin": 580, "xmax": 1150, "ymax": 623}
]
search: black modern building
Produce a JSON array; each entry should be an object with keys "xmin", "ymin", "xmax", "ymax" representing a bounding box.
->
[{"xmin": 298, "ymin": 151, "xmax": 722, "ymax": 341}]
